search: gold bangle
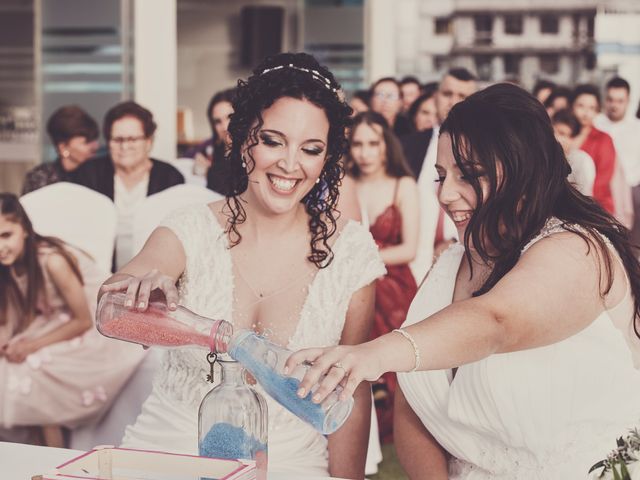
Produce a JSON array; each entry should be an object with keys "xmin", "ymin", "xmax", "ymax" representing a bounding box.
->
[{"xmin": 392, "ymin": 328, "xmax": 421, "ymax": 372}]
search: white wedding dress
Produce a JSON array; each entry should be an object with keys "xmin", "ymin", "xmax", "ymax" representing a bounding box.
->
[
  {"xmin": 121, "ymin": 204, "xmax": 385, "ymax": 475},
  {"xmin": 398, "ymin": 218, "xmax": 640, "ymax": 479}
]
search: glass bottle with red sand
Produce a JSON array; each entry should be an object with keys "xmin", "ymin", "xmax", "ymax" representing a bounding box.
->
[{"xmin": 96, "ymin": 292, "xmax": 232, "ymax": 351}]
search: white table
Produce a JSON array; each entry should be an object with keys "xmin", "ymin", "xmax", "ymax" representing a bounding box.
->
[{"xmin": 0, "ymin": 441, "xmax": 344, "ymax": 480}]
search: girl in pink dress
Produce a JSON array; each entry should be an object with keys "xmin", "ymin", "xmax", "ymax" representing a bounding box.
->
[{"xmin": 0, "ymin": 193, "xmax": 144, "ymax": 446}]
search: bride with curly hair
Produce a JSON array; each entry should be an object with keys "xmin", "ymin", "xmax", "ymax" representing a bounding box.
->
[{"xmin": 100, "ymin": 52, "xmax": 385, "ymax": 477}]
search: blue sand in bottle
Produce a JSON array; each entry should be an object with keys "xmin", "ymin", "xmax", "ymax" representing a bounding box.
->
[
  {"xmin": 230, "ymin": 337, "xmax": 330, "ymax": 433},
  {"xmin": 199, "ymin": 422, "xmax": 266, "ymax": 460}
]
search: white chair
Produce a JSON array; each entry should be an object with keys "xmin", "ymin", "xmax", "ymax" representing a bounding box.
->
[
  {"xmin": 171, "ymin": 157, "xmax": 207, "ymax": 188},
  {"xmin": 71, "ymin": 186, "xmax": 222, "ymax": 449},
  {"xmin": 132, "ymin": 184, "xmax": 222, "ymax": 254},
  {"xmin": 20, "ymin": 182, "xmax": 117, "ymax": 273}
]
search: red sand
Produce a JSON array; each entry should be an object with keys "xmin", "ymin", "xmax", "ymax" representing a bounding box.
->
[{"xmin": 100, "ymin": 308, "xmax": 211, "ymax": 348}]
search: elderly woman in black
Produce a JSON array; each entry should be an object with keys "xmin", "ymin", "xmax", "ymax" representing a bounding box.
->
[{"xmin": 73, "ymin": 101, "xmax": 183, "ymax": 270}]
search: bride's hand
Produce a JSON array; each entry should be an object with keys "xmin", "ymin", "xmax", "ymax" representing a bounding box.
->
[
  {"xmin": 285, "ymin": 342, "xmax": 385, "ymax": 403},
  {"xmin": 99, "ymin": 269, "xmax": 179, "ymax": 311}
]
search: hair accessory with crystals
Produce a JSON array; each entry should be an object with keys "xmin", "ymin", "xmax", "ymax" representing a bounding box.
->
[{"xmin": 259, "ymin": 63, "xmax": 339, "ymax": 95}]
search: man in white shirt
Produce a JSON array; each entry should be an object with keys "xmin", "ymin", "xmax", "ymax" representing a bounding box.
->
[
  {"xmin": 404, "ymin": 68, "xmax": 477, "ymax": 282},
  {"xmin": 594, "ymin": 76, "xmax": 640, "ymax": 248}
]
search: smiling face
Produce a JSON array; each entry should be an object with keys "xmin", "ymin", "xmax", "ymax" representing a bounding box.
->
[
  {"xmin": 108, "ymin": 116, "xmax": 152, "ymax": 170},
  {"xmin": 0, "ymin": 214, "xmax": 27, "ymax": 267},
  {"xmin": 350, "ymin": 122, "xmax": 386, "ymax": 177},
  {"xmin": 435, "ymin": 133, "xmax": 490, "ymax": 240},
  {"xmin": 243, "ymin": 97, "xmax": 329, "ymax": 216}
]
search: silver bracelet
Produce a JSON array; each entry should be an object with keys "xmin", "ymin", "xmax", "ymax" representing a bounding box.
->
[{"xmin": 392, "ymin": 328, "xmax": 421, "ymax": 372}]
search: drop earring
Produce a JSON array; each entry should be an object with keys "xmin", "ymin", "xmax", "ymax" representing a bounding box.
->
[
  {"xmin": 241, "ymin": 155, "xmax": 247, "ymax": 169},
  {"xmin": 315, "ymin": 177, "xmax": 320, "ymax": 184}
]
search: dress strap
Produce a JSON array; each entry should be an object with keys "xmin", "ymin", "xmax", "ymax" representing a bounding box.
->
[{"xmin": 521, "ymin": 218, "xmax": 571, "ymax": 254}]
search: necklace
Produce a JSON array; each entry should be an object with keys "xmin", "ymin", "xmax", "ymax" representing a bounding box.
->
[{"xmin": 234, "ymin": 262, "xmax": 315, "ymax": 304}]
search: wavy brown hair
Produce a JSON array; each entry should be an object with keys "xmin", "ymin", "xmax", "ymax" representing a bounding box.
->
[
  {"xmin": 346, "ymin": 111, "xmax": 413, "ymax": 179},
  {"xmin": 0, "ymin": 193, "xmax": 83, "ymax": 335},
  {"xmin": 441, "ymin": 83, "xmax": 640, "ymax": 339},
  {"xmin": 222, "ymin": 52, "xmax": 352, "ymax": 268}
]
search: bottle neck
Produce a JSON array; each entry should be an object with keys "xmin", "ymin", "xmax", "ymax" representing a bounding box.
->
[
  {"xmin": 209, "ymin": 319, "xmax": 233, "ymax": 353},
  {"xmin": 219, "ymin": 360, "xmax": 246, "ymax": 385}
]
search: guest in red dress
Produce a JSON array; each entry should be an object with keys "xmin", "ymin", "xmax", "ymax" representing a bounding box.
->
[
  {"xmin": 572, "ymin": 84, "xmax": 617, "ymax": 213},
  {"xmin": 346, "ymin": 111, "xmax": 419, "ymax": 443}
]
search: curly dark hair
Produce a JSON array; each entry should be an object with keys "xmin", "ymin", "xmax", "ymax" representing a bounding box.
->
[{"xmin": 223, "ymin": 52, "xmax": 352, "ymax": 269}]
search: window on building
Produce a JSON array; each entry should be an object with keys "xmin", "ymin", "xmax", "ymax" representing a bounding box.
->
[
  {"xmin": 474, "ymin": 14, "xmax": 493, "ymax": 45},
  {"xmin": 585, "ymin": 51, "xmax": 596, "ymax": 70},
  {"xmin": 435, "ymin": 17, "xmax": 451, "ymax": 35},
  {"xmin": 434, "ymin": 55, "xmax": 448, "ymax": 72},
  {"xmin": 504, "ymin": 14, "xmax": 523, "ymax": 35},
  {"xmin": 475, "ymin": 55, "xmax": 492, "ymax": 81},
  {"xmin": 586, "ymin": 14, "xmax": 595, "ymax": 39},
  {"xmin": 540, "ymin": 14, "xmax": 559, "ymax": 34},
  {"xmin": 504, "ymin": 54, "xmax": 521, "ymax": 75},
  {"xmin": 539, "ymin": 54, "xmax": 559, "ymax": 74}
]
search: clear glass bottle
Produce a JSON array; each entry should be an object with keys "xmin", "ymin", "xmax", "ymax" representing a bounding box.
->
[
  {"xmin": 227, "ymin": 331, "xmax": 354, "ymax": 435},
  {"xmin": 96, "ymin": 292, "xmax": 232, "ymax": 351},
  {"xmin": 198, "ymin": 359, "xmax": 268, "ymax": 479},
  {"xmin": 98, "ymin": 292, "xmax": 353, "ymax": 435}
]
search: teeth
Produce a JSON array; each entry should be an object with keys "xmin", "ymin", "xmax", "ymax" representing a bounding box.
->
[
  {"xmin": 451, "ymin": 212, "xmax": 471, "ymax": 222},
  {"xmin": 269, "ymin": 175, "xmax": 298, "ymax": 191}
]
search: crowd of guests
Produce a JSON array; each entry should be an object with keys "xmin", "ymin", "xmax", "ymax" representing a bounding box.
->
[{"xmin": 2, "ymin": 51, "xmax": 640, "ymax": 479}]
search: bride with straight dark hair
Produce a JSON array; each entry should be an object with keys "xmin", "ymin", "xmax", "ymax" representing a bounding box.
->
[{"xmin": 288, "ymin": 83, "xmax": 640, "ymax": 479}]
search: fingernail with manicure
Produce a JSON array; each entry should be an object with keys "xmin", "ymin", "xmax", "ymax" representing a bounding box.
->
[{"xmin": 297, "ymin": 388, "xmax": 306, "ymax": 397}]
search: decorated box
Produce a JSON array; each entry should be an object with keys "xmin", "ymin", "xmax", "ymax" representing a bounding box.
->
[{"xmin": 35, "ymin": 446, "xmax": 256, "ymax": 480}]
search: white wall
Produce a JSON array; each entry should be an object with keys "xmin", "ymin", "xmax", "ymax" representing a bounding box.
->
[
  {"xmin": 135, "ymin": 0, "xmax": 177, "ymax": 161},
  {"xmin": 177, "ymin": 0, "xmax": 299, "ymax": 141}
]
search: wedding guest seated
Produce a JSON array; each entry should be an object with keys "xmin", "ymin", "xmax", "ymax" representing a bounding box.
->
[
  {"xmin": 184, "ymin": 88, "xmax": 235, "ymax": 195},
  {"xmin": 0, "ymin": 193, "xmax": 144, "ymax": 447},
  {"xmin": 571, "ymin": 84, "xmax": 617, "ymax": 214},
  {"xmin": 551, "ymin": 109, "xmax": 596, "ymax": 196},
  {"xmin": 349, "ymin": 90, "xmax": 370, "ymax": 116},
  {"xmin": 370, "ymin": 77, "xmax": 413, "ymax": 137},
  {"xmin": 544, "ymin": 85, "xmax": 572, "ymax": 118},
  {"xmin": 532, "ymin": 78, "xmax": 556, "ymax": 104},
  {"xmin": 399, "ymin": 76, "xmax": 423, "ymax": 114},
  {"xmin": 22, "ymin": 106, "xmax": 99, "ymax": 195},
  {"xmin": 407, "ymin": 91, "xmax": 437, "ymax": 134},
  {"xmin": 73, "ymin": 101, "xmax": 184, "ymax": 270}
]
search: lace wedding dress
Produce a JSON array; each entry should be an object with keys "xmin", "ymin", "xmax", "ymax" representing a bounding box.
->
[
  {"xmin": 121, "ymin": 204, "xmax": 385, "ymax": 475},
  {"xmin": 398, "ymin": 218, "xmax": 640, "ymax": 479}
]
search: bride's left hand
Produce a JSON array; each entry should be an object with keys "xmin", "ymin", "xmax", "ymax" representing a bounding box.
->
[{"xmin": 285, "ymin": 342, "xmax": 385, "ymax": 403}]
